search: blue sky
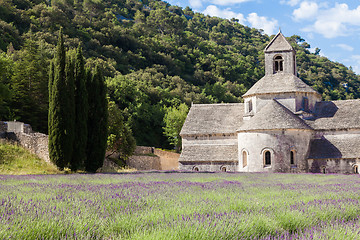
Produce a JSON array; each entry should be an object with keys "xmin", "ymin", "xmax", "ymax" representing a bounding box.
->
[{"xmin": 165, "ymin": 0, "xmax": 360, "ymax": 74}]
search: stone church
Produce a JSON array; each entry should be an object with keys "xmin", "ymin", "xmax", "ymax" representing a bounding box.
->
[{"xmin": 179, "ymin": 31, "xmax": 360, "ymax": 174}]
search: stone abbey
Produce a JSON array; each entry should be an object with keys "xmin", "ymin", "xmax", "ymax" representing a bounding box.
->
[{"xmin": 179, "ymin": 31, "xmax": 360, "ymax": 174}]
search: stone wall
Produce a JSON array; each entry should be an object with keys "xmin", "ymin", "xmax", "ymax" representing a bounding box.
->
[
  {"xmin": 308, "ymin": 158, "xmax": 359, "ymax": 174},
  {"xmin": 264, "ymin": 48, "xmax": 296, "ymax": 75},
  {"xmin": 0, "ymin": 121, "xmax": 49, "ymax": 163},
  {"xmin": 1, "ymin": 121, "xmax": 178, "ymax": 171},
  {"xmin": 126, "ymin": 147, "xmax": 179, "ymax": 170},
  {"xmin": 127, "ymin": 155, "xmax": 161, "ymax": 170},
  {"xmin": 237, "ymin": 129, "xmax": 312, "ymax": 173},
  {"xmin": 154, "ymin": 149, "xmax": 179, "ymax": 170},
  {"xmin": 134, "ymin": 146, "xmax": 154, "ymax": 155},
  {"xmin": 6, "ymin": 132, "xmax": 50, "ymax": 163},
  {"xmin": 179, "ymin": 162, "xmax": 237, "ymax": 172}
]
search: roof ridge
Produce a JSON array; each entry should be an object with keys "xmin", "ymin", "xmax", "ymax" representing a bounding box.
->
[
  {"xmin": 273, "ymin": 99, "xmax": 313, "ymax": 129},
  {"xmin": 329, "ymin": 99, "xmax": 360, "ymax": 103},
  {"xmin": 192, "ymin": 103, "xmax": 244, "ymax": 106}
]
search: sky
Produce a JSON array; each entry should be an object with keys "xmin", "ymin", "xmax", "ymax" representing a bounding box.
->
[{"xmin": 164, "ymin": 0, "xmax": 360, "ymax": 74}]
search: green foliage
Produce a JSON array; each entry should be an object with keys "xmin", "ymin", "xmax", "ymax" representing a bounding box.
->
[
  {"xmin": 85, "ymin": 66, "xmax": 108, "ymax": 172},
  {"xmin": 1, "ymin": 0, "xmax": 360, "ymax": 150},
  {"xmin": 0, "ymin": 52, "xmax": 12, "ymax": 119},
  {"xmin": 9, "ymin": 34, "xmax": 50, "ymax": 132},
  {"xmin": 107, "ymin": 100, "xmax": 136, "ymax": 161},
  {"xmin": 48, "ymin": 61, "xmax": 54, "ymax": 146},
  {"xmin": 49, "ymin": 35, "xmax": 108, "ymax": 172},
  {"xmin": 48, "ymin": 28, "xmax": 74, "ymax": 170},
  {"xmin": 163, "ymin": 103, "xmax": 189, "ymax": 151},
  {"xmin": 70, "ymin": 45, "xmax": 88, "ymax": 171}
]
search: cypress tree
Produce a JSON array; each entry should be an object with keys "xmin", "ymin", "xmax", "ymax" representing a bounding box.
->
[
  {"xmin": 48, "ymin": 28, "xmax": 75, "ymax": 170},
  {"xmin": 48, "ymin": 61, "xmax": 54, "ymax": 137},
  {"xmin": 70, "ymin": 45, "xmax": 88, "ymax": 171},
  {"xmin": 64, "ymin": 54, "xmax": 75, "ymax": 165},
  {"xmin": 49, "ymin": 28, "xmax": 67, "ymax": 169},
  {"xmin": 85, "ymin": 65, "xmax": 108, "ymax": 172}
]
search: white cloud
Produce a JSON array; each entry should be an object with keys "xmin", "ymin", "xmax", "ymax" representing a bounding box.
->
[
  {"xmin": 211, "ymin": 0, "xmax": 252, "ymax": 6},
  {"xmin": 202, "ymin": 5, "xmax": 278, "ymax": 35},
  {"xmin": 350, "ymin": 55, "xmax": 360, "ymax": 74},
  {"xmin": 293, "ymin": 1, "xmax": 318, "ymax": 21},
  {"xmin": 189, "ymin": 0, "xmax": 203, "ymax": 8},
  {"xmin": 247, "ymin": 13, "xmax": 278, "ymax": 35},
  {"xmin": 334, "ymin": 44, "xmax": 354, "ymax": 52},
  {"xmin": 203, "ymin": 5, "xmax": 246, "ymax": 24},
  {"xmin": 300, "ymin": 3, "xmax": 360, "ymax": 38},
  {"xmin": 280, "ymin": 0, "xmax": 300, "ymax": 7}
]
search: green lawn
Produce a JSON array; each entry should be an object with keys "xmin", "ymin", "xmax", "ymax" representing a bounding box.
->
[
  {"xmin": 0, "ymin": 142, "xmax": 60, "ymax": 175},
  {"xmin": 0, "ymin": 172, "xmax": 359, "ymax": 239}
]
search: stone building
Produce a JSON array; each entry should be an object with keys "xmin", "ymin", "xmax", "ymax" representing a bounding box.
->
[{"xmin": 179, "ymin": 31, "xmax": 360, "ymax": 174}]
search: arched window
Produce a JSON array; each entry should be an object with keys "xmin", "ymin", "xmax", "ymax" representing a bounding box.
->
[
  {"xmin": 354, "ymin": 165, "xmax": 358, "ymax": 174},
  {"xmin": 193, "ymin": 166, "xmax": 199, "ymax": 172},
  {"xmin": 242, "ymin": 151, "xmax": 248, "ymax": 168},
  {"xmin": 221, "ymin": 166, "xmax": 227, "ymax": 172},
  {"xmin": 322, "ymin": 166, "xmax": 326, "ymax": 174},
  {"xmin": 274, "ymin": 56, "xmax": 284, "ymax": 72},
  {"xmin": 264, "ymin": 151, "xmax": 271, "ymax": 166},
  {"xmin": 290, "ymin": 150, "xmax": 295, "ymax": 165}
]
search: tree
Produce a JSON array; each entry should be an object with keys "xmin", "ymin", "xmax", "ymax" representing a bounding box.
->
[
  {"xmin": 48, "ymin": 61, "xmax": 54, "ymax": 136},
  {"xmin": 107, "ymin": 101, "xmax": 136, "ymax": 163},
  {"xmin": 85, "ymin": 65, "xmax": 108, "ymax": 172},
  {"xmin": 48, "ymin": 28, "xmax": 75, "ymax": 170},
  {"xmin": 163, "ymin": 103, "xmax": 189, "ymax": 152},
  {"xmin": 70, "ymin": 45, "xmax": 88, "ymax": 171},
  {"xmin": 107, "ymin": 101, "xmax": 136, "ymax": 160},
  {"xmin": 9, "ymin": 35, "xmax": 50, "ymax": 132},
  {"xmin": 0, "ymin": 52, "xmax": 12, "ymax": 119},
  {"xmin": 64, "ymin": 50, "xmax": 75, "ymax": 165}
]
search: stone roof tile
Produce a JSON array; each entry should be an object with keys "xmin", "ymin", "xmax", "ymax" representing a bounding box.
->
[
  {"xmin": 243, "ymin": 73, "xmax": 319, "ymax": 97},
  {"xmin": 179, "ymin": 144, "xmax": 238, "ymax": 162},
  {"xmin": 238, "ymin": 99, "xmax": 312, "ymax": 131},
  {"xmin": 180, "ymin": 103, "xmax": 244, "ymax": 135},
  {"xmin": 305, "ymin": 99, "xmax": 360, "ymax": 130},
  {"xmin": 308, "ymin": 134, "xmax": 360, "ymax": 159}
]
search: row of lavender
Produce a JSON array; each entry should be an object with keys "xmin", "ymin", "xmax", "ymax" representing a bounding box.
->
[{"xmin": 0, "ymin": 173, "xmax": 360, "ymax": 239}]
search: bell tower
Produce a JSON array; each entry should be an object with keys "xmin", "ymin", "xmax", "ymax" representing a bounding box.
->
[
  {"xmin": 242, "ymin": 31, "xmax": 322, "ymax": 119},
  {"xmin": 264, "ymin": 31, "xmax": 297, "ymax": 76}
]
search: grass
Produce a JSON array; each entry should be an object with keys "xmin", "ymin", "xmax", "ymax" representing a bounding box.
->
[
  {"xmin": 0, "ymin": 172, "xmax": 360, "ymax": 239},
  {"xmin": 0, "ymin": 142, "xmax": 60, "ymax": 174}
]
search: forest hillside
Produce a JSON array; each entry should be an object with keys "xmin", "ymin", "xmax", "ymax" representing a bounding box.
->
[{"xmin": 1, "ymin": 0, "xmax": 359, "ymax": 149}]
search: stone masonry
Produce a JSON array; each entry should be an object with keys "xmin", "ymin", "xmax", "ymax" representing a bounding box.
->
[{"xmin": 179, "ymin": 31, "xmax": 360, "ymax": 174}]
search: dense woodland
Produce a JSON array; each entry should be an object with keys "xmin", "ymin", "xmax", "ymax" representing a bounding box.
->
[{"xmin": 1, "ymin": 0, "xmax": 360, "ymax": 150}]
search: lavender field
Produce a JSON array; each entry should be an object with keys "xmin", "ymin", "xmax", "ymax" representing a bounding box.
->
[{"xmin": 1, "ymin": 172, "xmax": 360, "ymax": 239}]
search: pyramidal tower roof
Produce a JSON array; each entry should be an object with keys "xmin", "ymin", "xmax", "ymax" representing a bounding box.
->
[
  {"xmin": 264, "ymin": 30, "xmax": 294, "ymax": 52},
  {"xmin": 238, "ymin": 99, "xmax": 312, "ymax": 131},
  {"xmin": 243, "ymin": 73, "xmax": 319, "ymax": 97},
  {"xmin": 243, "ymin": 31, "xmax": 320, "ymax": 98}
]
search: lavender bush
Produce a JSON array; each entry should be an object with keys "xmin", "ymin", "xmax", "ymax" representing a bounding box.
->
[{"xmin": 0, "ymin": 172, "xmax": 359, "ymax": 239}]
